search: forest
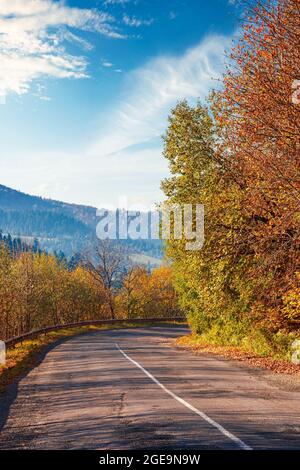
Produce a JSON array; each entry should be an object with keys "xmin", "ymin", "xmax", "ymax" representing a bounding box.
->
[{"xmin": 0, "ymin": 235, "xmax": 178, "ymax": 341}]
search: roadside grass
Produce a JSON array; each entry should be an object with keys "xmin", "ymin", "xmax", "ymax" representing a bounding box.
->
[
  {"xmin": 0, "ymin": 321, "xmax": 185, "ymax": 394},
  {"xmin": 176, "ymin": 326, "xmax": 300, "ymax": 375}
]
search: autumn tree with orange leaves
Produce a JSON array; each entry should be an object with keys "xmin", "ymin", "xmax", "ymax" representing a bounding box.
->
[
  {"xmin": 213, "ymin": 0, "xmax": 300, "ymax": 326},
  {"xmin": 116, "ymin": 266, "xmax": 179, "ymax": 320},
  {"xmin": 162, "ymin": 0, "xmax": 299, "ymax": 353}
]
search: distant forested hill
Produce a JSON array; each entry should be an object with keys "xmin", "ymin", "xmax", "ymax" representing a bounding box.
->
[
  {"xmin": 0, "ymin": 208, "xmax": 91, "ymax": 238},
  {"xmin": 0, "ymin": 184, "xmax": 163, "ymax": 262},
  {"xmin": 0, "ymin": 184, "xmax": 97, "ymax": 225}
]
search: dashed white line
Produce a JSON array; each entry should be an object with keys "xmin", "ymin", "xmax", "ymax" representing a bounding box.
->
[{"xmin": 116, "ymin": 343, "xmax": 252, "ymax": 451}]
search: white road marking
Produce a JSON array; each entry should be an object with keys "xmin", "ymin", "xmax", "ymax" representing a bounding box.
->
[{"xmin": 116, "ymin": 343, "xmax": 252, "ymax": 451}]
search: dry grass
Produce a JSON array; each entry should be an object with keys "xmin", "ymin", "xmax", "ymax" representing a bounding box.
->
[{"xmin": 176, "ymin": 335, "xmax": 300, "ymax": 376}]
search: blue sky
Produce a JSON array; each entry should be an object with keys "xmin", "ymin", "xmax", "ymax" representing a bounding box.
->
[{"xmin": 0, "ymin": 0, "xmax": 242, "ymax": 209}]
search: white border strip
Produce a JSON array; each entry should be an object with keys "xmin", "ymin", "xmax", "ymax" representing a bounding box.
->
[{"xmin": 116, "ymin": 343, "xmax": 252, "ymax": 450}]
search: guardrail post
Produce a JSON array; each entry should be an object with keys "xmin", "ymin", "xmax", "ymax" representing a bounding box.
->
[{"xmin": 0, "ymin": 340, "xmax": 6, "ymax": 366}]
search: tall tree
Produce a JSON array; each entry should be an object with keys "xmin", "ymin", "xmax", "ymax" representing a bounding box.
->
[
  {"xmin": 213, "ymin": 0, "xmax": 300, "ymax": 325},
  {"xmin": 83, "ymin": 240, "xmax": 126, "ymax": 319}
]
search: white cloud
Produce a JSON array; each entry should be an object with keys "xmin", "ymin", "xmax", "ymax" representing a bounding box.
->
[
  {"xmin": 62, "ymin": 29, "xmax": 94, "ymax": 51},
  {"xmin": 101, "ymin": 60, "xmax": 114, "ymax": 68},
  {"xmin": 104, "ymin": 0, "xmax": 133, "ymax": 4},
  {"xmin": 0, "ymin": 0, "xmax": 125, "ymax": 98},
  {"xmin": 123, "ymin": 15, "xmax": 154, "ymax": 27},
  {"xmin": 88, "ymin": 35, "xmax": 230, "ymax": 158}
]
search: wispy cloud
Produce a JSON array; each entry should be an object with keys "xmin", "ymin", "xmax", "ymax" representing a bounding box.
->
[
  {"xmin": 0, "ymin": 0, "xmax": 125, "ymax": 98},
  {"xmin": 123, "ymin": 15, "xmax": 154, "ymax": 27},
  {"xmin": 104, "ymin": 0, "xmax": 134, "ymax": 4},
  {"xmin": 101, "ymin": 60, "xmax": 114, "ymax": 68},
  {"xmin": 88, "ymin": 34, "xmax": 230, "ymax": 158}
]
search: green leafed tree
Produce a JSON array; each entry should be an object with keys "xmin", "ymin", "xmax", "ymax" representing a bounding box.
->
[{"xmin": 161, "ymin": 100, "xmax": 257, "ymax": 338}]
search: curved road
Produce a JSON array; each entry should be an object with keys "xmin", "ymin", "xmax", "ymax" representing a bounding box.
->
[{"xmin": 0, "ymin": 327, "xmax": 300, "ymax": 450}]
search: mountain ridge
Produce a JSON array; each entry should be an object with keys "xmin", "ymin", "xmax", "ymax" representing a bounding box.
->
[
  {"xmin": 0, "ymin": 184, "xmax": 98, "ymax": 226},
  {"xmin": 0, "ymin": 184, "xmax": 163, "ymax": 263}
]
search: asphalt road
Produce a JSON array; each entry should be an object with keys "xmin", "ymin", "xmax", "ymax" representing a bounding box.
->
[{"xmin": 0, "ymin": 326, "xmax": 300, "ymax": 450}]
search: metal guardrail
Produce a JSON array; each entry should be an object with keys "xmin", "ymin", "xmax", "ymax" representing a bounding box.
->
[
  {"xmin": 289, "ymin": 321, "xmax": 300, "ymax": 326},
  {"xmin": 4, "ymin": 317, "xmax": 187, "ymax": 349}
]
